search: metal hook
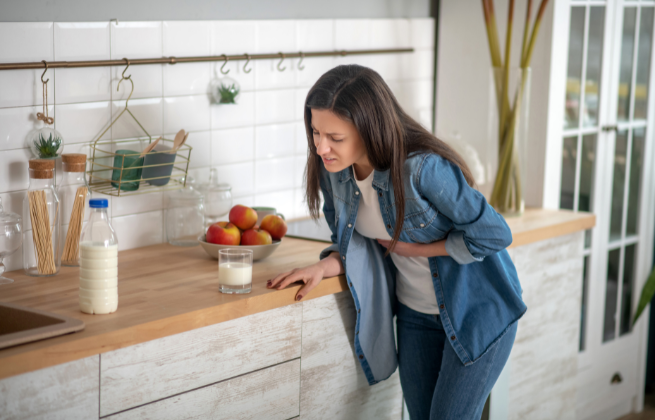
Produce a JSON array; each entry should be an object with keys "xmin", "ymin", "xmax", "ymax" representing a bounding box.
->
[
  {"xmin": 243, "ymin": 53, "xmax": 252, "ymax": 74},
  {"xmin": 121, "ymin": 58, "xmax": 131, "ymax": 80},
  {"xmin": 220, "ymin": 54, "xmax": 230, "ymax": 75},
  {"xmin": 298, "ymin": 52, "xmax": 305, "ymax": 71},
  {"xmin": 277, "ymin": 53, "xmax": 286, "ymax": 72},
  {"xmin": 41, "ymin": 60, "xmax": 49, "ymax": 84}
]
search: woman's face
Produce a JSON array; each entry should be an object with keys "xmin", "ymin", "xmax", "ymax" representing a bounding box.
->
[{"xmin": 311, "ymin": 108, "xmax": 369, "ymax": 173}]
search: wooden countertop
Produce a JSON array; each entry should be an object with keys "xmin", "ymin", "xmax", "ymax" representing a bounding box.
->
[{"xmin": 0, "ymin": 208, "xmax": 594, "ymax": 380}]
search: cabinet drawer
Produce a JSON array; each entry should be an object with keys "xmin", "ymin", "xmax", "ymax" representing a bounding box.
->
[
  {"xmin": 0, "ymin": 356, "xmax": 99, "ymax": 420},
  {"xmin": 107, "ymin": 359, "xmax": 301, "ymax": 420},
  {"xmin": 101, "ymin": 303, "xmax": 302, "ymax": 416}
]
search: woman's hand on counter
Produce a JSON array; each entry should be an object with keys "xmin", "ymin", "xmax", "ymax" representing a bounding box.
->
[
  {"xmin": 377, "ymin": 238, "xmax": 449, "ymax": 258},
  {"xmin": 266, "ymin": 252, "xmax": 344, "ymax": 301}
]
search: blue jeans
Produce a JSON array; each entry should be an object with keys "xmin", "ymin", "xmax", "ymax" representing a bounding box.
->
[{"xmin": 396, "ymin": 301, "xmax": 517, "ymax": 420}]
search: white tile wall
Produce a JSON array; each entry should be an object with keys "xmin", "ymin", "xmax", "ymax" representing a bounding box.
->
[{"xmin": 0, "ymin": 18, "xmax": 434, "ymax": 271}]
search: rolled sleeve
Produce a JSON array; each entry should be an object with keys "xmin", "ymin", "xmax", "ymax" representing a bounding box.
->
[{"xmin": 419, "ymin": 153, "xmax": 513, "ymax": 264}]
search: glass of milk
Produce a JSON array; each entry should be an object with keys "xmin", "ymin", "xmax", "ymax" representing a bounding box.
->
[{"xmin": 218, "ymin": 249, "xmax": 253, "ymax": 294}]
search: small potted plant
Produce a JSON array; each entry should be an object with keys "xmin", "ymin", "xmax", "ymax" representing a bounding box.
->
[
  {"xmin": 28, "ymin": 127, "xmax": 64, "ymax": 159},
  {"xmin": 210, "ymin": 75, "xmax": 241, "ymax": 105}
]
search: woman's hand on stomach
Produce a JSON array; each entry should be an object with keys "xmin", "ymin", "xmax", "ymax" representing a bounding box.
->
[{"xmin": 377, "ymin": 238, "xmax": 449, "ymax": 258}]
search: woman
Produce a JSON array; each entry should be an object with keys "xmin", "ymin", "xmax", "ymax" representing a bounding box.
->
[{"xmin": 267, "ymin": 65, "xmax": 527, "ymax": 420}]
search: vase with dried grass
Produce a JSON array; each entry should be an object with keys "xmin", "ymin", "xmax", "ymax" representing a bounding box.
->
[
  {"xmin": 22, "ymin": 159, "xmax": 61, "ymax": 276},
  {"xmin": 482, "ymin": 0, "xmax": 550, "ymax": 215},
  {"xmin": 58, "ymin": 153, "xmax": 90, "ymax": 267}
]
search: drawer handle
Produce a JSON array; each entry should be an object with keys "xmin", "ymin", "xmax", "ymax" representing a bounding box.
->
[{"xmin": 611, "ymin": 373, "xmax": 623, "ymax": 384}]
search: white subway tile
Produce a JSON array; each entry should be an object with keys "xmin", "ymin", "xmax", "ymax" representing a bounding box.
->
[
  {"xmin": 112, "ymin": 192, "xmax": 163, "ymax": 217},
  {"xmin": 211, "ymin": 127, "xmax": 254, "ymax": 165},
  {"xmin": 0, "ymin": 23, "xmax": 54, "ymax": 63},
  {"xmin": 187, "ymin": 167, "xmax": 210, "ymax": 185},
  {"xmin": 163, "ymin": 62, "xmax": 211, "ymax": 97},
  {"xmin": 233, "ymin": 195, "xmax": 254, "ymax": 208},
  {"xmin": 215, "ymin": 161, "xmax": 254, "ymax": 197},
  {"xmin": 163, "ymin": 21, "xmax": 211, "ymax": 57},
  {"xmin": 55, "ymin": 102, "xmax": 111, "ymax": 144},
  {"xmin": 335, "ymin": 20, "xmax": 370, "ymax": 50},
  {"xmin": 255, "ymin": 123, "xmax": 295, "ymax": 160},
  {"xmin": 110, "ymin": 21, "xmax": 163, "ymax": 59},
  {"xmin": 111, "ymin": 65, "xmax": 163, "ymax": 100},
  {"xmin": 254, "ymin": 189, "xmax": 294, "ymax": 220},
  {"xmin": 294, "ymin": 156, "xmax": 306, "ymax": 188},
  {"xmin": 54, "ymin": 22, "xmax": 110, "ymax": 61},
  {"xmin": 400, "ymin": 79, "xmax": 434, "ymax": 109},
  {"xmin": 367, "ymin": 53, "xmax": 404, "ymax": 82},
  {"xmin": 255, "ymin": 59, "xmax": 296, "ymax": 90},
  {"xmin": 0, "ymin": 106, "xmax": 52, "ymax": 151},
  {"xmin": 401, "ymin": 50, "xmax": 434, "ymax": 81},
  {"xmin": 176, "ymin": 130, "xmax": 211, "ymax": 169},
  {"xmin": 112, "ymin": 210, "xmax": 163, "ymax": 251},
  {"xmin": 409, "ymin": 18, "xmax": 435, "ymax": 50},
  {"xmin": 296, "ymin": 57, "xmax": 336, "ymax": 88},
  {"xmin": 0, "ymin": 148, "xmax": 31, "ymax": 193},
  {"xmin": 0, "ymin": 70, "xmax": 55, "ymax": 108},
  {"xmin": 255, "ymin": 20, "xmax": 296, "ymax": 53},
  {"xmin": 293, "ymin": 187, "xmax": 310, "ymax": 220},
  {"xmin": 295, "ymin": 88, "xmax": 310, "ymax": 121},
  {"xmin": 255, "ymin": 156, "xmax": 295, "ymax": 193},
  {"xmin": 111, "ymin": 97, "xmax": 163, "ymax": 140},
  {"xmin": 210, "ymin": 91, "xmax": 255, "ymax": 129},
  {"xmin": 369, "ymin": 19, "xmax": 410, "ymax": 49},
  {"xmin": 211, "ymin": 21, "xmax": 256, "ymax": 55},
  {"xmin": 296, "ymin": 20, "xmax": 334, "ymax": 51},
  {"xmin": 255, "ymin": 89, "xmax": 295, "ymax": 125},
  {"xmin": 54, "ymin": 67, "xmax": 111, "ymax": 104},
  {"xmin": 163, "ymin": 95, "xmax": 210, "ymax": 133},
  {"xmin": 209, "ymin": 61, "xmax": 255, "ymax": 93},
  {"xmin": 295, "ymin": 122, "xmax": 309, "ymax": 155}
]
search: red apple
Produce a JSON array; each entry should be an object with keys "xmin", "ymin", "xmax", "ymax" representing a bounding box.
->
[
  {"xmin": 260, "ymin": 214, "xmax": 287, "ymax": 240},
  {"xmin": 240, "ymin": 228, "xmax": 272, "ymax": 246},
  {"xmin": 206, "ymin": 221, "xmax": 241, "ymax": 245},
  {"xmin": 229, "ymin": 204, "xmax": 258, "ymax": 231}
]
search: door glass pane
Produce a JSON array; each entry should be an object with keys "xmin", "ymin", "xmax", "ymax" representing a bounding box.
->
[
  {"xmin": 583, "ymin": 7, "xmax": 606, "ymax": 127},
  {"xmin": 579, "ymin": 134, "xmax": 597, "ymax": 212},
  {"xmin": 634, "ymin": 8, "xmax": 654, "ymax": 121},
  {"xmin": 620, "ymin": 244, "xmax": 637, "ymax": 336},
  {"xmin": 565, "ymin": 7, "xmax": 586, "ymax": 129},
  {"xmin": 609, "ymin": 131, "xmax": 628, "ymax": 242},
  {"xmin": 627, "ymin": 127, "xmax": 645, "ymax": 236},
  {"xmin": 560, "ymin": 136, "xmax": 578, "ymax": 210},
  {"xmin": 618, "ymin": 8, "xmax": 638, "ymax": 122},
  {"xmin": 580, "ymin": 255, "xmax": 590, "ymax": 351},
  {"xmin": 603, "ymin": 248, "xmax": 621, "ymax": 342}
]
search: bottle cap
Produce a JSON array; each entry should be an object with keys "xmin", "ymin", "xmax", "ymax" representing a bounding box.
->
[{"xmin": 89, "ymin": 198, "xmax": 108, "ymax": 208}]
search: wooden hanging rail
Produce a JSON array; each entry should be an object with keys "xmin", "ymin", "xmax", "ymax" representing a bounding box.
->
[{"xmin": 0, "ymin": 48, "xmax": 414, "ymax": 71}]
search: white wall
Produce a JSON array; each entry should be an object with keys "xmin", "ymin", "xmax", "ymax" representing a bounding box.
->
[
  {"xmin": 0, "ymin": 18, "xmax": 435, "ymax": 271},
  {"xmin": 436, "ymin": 0, "xmax": 555, "ymax": 207}
]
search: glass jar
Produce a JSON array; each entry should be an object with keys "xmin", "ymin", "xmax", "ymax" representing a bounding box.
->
[
  {"xmin": 79, "ymin": 199, "xmax": 118, "ymax": 315},
  {"xmin": 28, "ymin": 126, "xmax": 64, "ymax": 159},
  {"xmin": 198, "ymin": 168, "xmax": 232, "ymax": 228},
  {"xmin": 23, "ymin": 159, "xmax": 61, "ymax": 276},
  {"xmin": 165, "ymin": 188, "xmax": 204, "ymax": 246},
  {"xmin": 0, "ymin": 197, "xmax": 22, "ymax": 284},
  {"xmin": 58, "ymin": 153, "xmax": 90, "ymax": 266}
]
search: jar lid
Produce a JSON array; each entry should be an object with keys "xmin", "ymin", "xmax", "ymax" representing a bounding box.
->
[
  {"xmin": 0, "ymin": 197, "xmax": 20, "ymax": 225},
  {"xmin": 62, "ymin": 153, "xmax": 86, "ymax": 164},
  {"xmin": 166, "ymin": 188, "xmax": 204, "ymax": 206},
  {"xmin": 28, "ymin": 159, "xmax": 55, "ymax": 179}
]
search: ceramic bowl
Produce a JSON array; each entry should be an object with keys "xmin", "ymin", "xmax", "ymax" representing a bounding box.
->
[{"xmin": 198, "ymin": 234, "xmax": 281, "ymax": 261}]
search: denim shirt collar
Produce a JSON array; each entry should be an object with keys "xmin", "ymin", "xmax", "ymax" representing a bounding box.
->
[{"xmin": 338, "ymin": 166, "xmax": 390, "ymax": 191}]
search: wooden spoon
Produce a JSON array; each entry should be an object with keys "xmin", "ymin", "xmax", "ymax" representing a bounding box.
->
[
  {"xmin": 139, "ymin": 137, "xmax": 161, "ymax": 158},
  {"xmin": 168, "ymin": 129, "xmax": 186, "ymax": 154}
]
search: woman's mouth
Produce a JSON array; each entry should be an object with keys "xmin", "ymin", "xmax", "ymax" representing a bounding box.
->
[{"xmin": 322, "ymin": 157, "xmax": 337, "ymax": 165}]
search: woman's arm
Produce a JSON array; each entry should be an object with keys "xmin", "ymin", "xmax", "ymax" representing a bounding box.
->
[{"xmin": 418, "ymin": 153, "xmax": 513, "ymax": 264}]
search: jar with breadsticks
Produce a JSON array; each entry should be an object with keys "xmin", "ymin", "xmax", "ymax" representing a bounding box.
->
[
  {"xmin": 57, "ymin": 153, "xmax": 90, "ymax": 267},
  {"xmin": 22, "ymin": 159, "xmax": 61, "ymax": 276}
]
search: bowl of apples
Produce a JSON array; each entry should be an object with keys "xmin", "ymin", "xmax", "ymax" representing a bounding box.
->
[{"xmin": 199, "ymin": 204, "xmax": 287, "ymax": 261}]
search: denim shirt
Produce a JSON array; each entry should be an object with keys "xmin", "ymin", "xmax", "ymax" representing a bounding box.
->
[{"xmin": 318, "ymin": 152, "xmax": 527, "ymax": 386}]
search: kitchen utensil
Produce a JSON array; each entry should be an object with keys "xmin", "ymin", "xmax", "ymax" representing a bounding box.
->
[
  {"xmin": 165, "ymin": 188, "xmax": 204, "ymax": 246},
  {"xmin": 139, "ymin": 136, "xmax": 161, "ymax": 158},
  {"xmin": 0, "ymin": 197, "xmax": 22, "ymax": 284},
  {"xmin": 169, "ymin": 129, "xmax": 185, "ymax": 153},
  {"xmin": 111, "ymin": 149, "xmax": 144, "ymax": 191},
  {"xmin": 198, "ymin": 235, "xmax": 281, "ymax": 261},
  {"xmin": 218, "ymin": 248, "xmax": 253, "ymax": 294}
]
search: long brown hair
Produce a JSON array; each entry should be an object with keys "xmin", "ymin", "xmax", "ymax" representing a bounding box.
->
[{"xmin": 304, "ymin": 65, "xmax": 474, "ymax": 255}]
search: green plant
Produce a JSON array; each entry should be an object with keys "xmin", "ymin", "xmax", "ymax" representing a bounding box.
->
[
  {"xmin": 218, "ymin": 83, "xmax": 240, "ymax": 104},
  {"xmin": 33, "ymin": 132, "xmax": 62, "ymax": 158},
  {"xmin": 633, "ymin": 266, "xmax": 655, "ymax": 324}
]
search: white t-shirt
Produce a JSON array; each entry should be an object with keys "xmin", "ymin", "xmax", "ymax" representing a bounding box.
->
[{"xmin": 352, "ymin": 166, "xmax": 440, "ymax": 315}]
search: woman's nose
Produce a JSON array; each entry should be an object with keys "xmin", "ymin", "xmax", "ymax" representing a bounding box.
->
[{"xmin": 316, "ymin": 137, "xmax": 329, "ymax": 155}]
